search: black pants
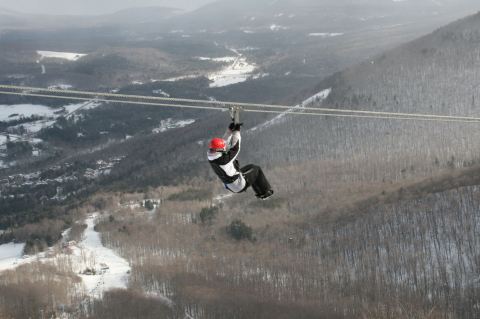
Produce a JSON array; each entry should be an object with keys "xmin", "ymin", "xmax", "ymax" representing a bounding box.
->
[{"xmin": 241, "ymin": 164, "xmax": 272, "ymax": 196}]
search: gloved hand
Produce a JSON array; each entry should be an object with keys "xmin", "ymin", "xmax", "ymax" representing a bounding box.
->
[{"xmin": 229, "ymin": 122, "xmax": 243, "ymax": 131}]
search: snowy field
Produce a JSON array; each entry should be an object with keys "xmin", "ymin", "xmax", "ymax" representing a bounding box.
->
[
  {"xmin": 208, "ymin": 55, "xmax": 256, "ymax": 88},
  {"xmin": 0, "ymin": 104, "xmax": 58, "ymax": 121},
  {"xmin": 37, "ymin": 50, "xmax": 88, "ymax": 61},
  {"xmin": 0, "ymin": 214, "xmax": 131, "ymax": 298},
  {"xmin": 0, "ymin": 102, "xmax": 100, "ymax": 134}
]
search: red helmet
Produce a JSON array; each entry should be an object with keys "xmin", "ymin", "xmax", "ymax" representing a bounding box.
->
[{"xmin": 209, "ymin": 138, "xmax": 226, "ymax": 151}]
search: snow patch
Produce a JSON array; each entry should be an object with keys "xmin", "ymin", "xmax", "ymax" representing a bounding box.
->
[
  {"xmin": 302, "ymin": 88, "xmax": 332, "ymax": 106},
  {"xmin": 309, "ymin": 32, "xmax": 344, "ymax": 38},
  {"xmin": 152, "ymin": 118, "xmax": 195, "ymax": 133},
  {"xmin": 64, "ymin": 101, "xmax": 100, "ymax": 114},
  {"xmin": 1, "ymin": 102, "xmax": 100, "ymax": 134},
  {"xmin": 270, "ymin": 24, "xmax": 289, "ymax": 31},
  {"xmin": 48, "ymin": 84, "xmax": 73, "ymax": 90},
  {"xmin": 163, "ymin": 75, "xmax": 200, "ymax": 82},
  {"xmin": 252, "ymin": 73, "xmax": 269, "ymax": 80},
  {"xmin": 0, "ymin": 104, "xmax": 58, "ymax": 121},
  {"xmin": 37, "ymin": 50, "xmax": 87, "ymax": 61},
  {"xmin": 0, "ymin": 242, "xmax": 27, "ymax": 272},
  {"xmin": 152, "ymin": 89, "xmax": 170, "ymax": 97},
  {"xmin": 196, "ymin": 56, "xmax": 237, "ymax": 63}
]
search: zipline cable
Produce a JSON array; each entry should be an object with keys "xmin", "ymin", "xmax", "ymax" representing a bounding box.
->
[
  {"xmin": 1, "ymin": 84, "xmax": 480, "ymax": 122},
  {"xmin": 1, "ymin": 90, "xmax": 480, "ymax": 124}
]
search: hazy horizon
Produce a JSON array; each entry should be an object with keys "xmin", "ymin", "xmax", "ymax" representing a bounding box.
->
[{"xmin": 0, "ymin": 0, "xmax": 217, "ymax": 15}]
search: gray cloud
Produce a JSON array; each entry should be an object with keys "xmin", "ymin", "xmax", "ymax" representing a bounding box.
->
[{"xmin": 0, "ymin": 0, "xmax": 217, "ymax": 15}]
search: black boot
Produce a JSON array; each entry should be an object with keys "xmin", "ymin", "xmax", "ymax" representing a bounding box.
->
[{"xmin": 256, "ymin": 189, "xmax": 274, "ymax": 200}]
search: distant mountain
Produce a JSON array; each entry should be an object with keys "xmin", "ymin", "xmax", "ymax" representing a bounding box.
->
[
  {"xmin": 0, "ymin": 7, "xmax": 19, "ymax": 15},
  {"xmin": 170, "ymin": 0, "xmax": 480, "ymax": 32},
  {"xmin": 0, "ymin": 7, "xmax": 25, "ymax": 28},
  {"xmin": 0, "ymin": 6, "xmax": 180, "ymax": 30},
  {"xmin": 317, "ymin": 11, "xmax": 480, "ymax": 116},
  {"xmin": 86, "ymin": 7, "xmax": 181, "ymax": 27}
]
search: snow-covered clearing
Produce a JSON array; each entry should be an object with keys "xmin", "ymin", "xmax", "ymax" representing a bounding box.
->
[
  {"xmin": 0, "ymin": 214, "xmax": 131, "ymax": 298},
  {"xmin": 249, "ymin": 88, "xmax": 332, "ymax": 132},
  {"xmin": 308, "ymin": 32, "xmax": 344, "ymax": 38},
  {"xmin": 152, "ymin": 118, "xmax": 195, "ymax": 133},
  {"xmin": 165, "ymin": 49, "xmax": 256, "ymax": 87},
  {"xmin": 74, "ymin": 214, "xmax": 130, "ymax": 297},
  {"xmin": 208, "ymin": 51, "xmax": 257, "ymax": 88},
  {"xmin": 0, "ymin": 102, "xmax": 99, "ymax": 122},
  {"xmin": 37, "ymin": 50, "xmax": 87, "ymax": 61},
  {"xmin": 0, "ymin": 104, "xmax": 58, "ymax": 121},
  {"xmin": 0, "ymin": 242, "xmax": 31, "ymax": 272},
  {"xmin": 0, "ymin": 135, "xmax": 8, "ymax": 146},
  {"xmin": 1, "ymin": 101, "xmax": 100, "ymax": 134}
]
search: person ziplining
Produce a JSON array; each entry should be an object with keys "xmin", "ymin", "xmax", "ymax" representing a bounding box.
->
[{"xmin": 207, "ymin": 106, "xmax": 274, "ymax": 200}]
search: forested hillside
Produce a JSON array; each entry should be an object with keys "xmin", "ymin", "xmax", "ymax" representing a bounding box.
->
[{"xmin": 249, "ymin": 12, "xmax": 480, "ymax": 178}]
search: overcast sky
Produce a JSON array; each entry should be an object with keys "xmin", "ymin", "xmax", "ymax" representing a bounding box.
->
[{"xmin": 0, "ymin": 0, "xmax": 217, "ymax": 15}]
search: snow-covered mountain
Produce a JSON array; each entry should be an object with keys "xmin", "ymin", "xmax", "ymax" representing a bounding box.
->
[{"xmin": 171, "ymin": 0, "xmax": 480, "ymax": 32}]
